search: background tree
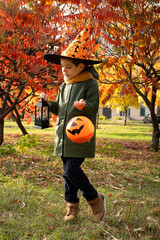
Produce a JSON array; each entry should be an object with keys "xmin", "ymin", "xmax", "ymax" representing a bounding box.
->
[
  {"xmin": 0, "ymin": 0, "xmax": 63, "ymax": 145},
  {"xmin": 1, "ymin": 0, "xmax": 160, "ymax": 151},
  {"xmin": 99, "ymin": 83, "xmax": 139, "ymax": 125},
  {"xmin": 0, "ymin": 0, "xmax": 104, "ymax": 146},
  {"xmin": 97, "ymin": 0, "xmax": 160, "ymax": 151}
]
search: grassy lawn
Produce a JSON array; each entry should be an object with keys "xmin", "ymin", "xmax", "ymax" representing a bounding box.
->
[{"xmin": 0, "ymin": 120, "xmax": 159, "ymax": 240}]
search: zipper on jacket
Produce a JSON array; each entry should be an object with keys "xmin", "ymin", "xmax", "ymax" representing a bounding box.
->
[{"xmin": 62, "ymin": 84, "xmax": 73, "ymax": 155}]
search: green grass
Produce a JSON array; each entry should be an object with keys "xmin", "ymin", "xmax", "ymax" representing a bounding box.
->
[
  {"xmin": 0, "ymin": 120, "xmax": 159, "ymax": 240},
  {"xmin": 97, "ymin": 120, "xmax": 153, "ymax": 141}
]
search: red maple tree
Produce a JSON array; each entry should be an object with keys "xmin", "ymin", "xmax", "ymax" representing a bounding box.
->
[
  {"xmin": 1, "ymin": 0, "xmax": 160, "ymax": 151},
  {"xmin": 98, "ymin": 0, "xmax": 160, "ymax": 151},
  {"xmin": 0, "ymin": 0, "xmax": 63, "ymax": 145}
]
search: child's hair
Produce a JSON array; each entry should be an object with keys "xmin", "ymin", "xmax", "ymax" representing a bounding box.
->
[{"xmin": 61, "ymin": 57, "xmax": 89, "ymax": 67}]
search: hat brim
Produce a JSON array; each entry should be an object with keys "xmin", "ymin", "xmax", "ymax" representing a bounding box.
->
[{"xmin": 44, "ymin": 54, "xmax": 102, "ymax": 65}]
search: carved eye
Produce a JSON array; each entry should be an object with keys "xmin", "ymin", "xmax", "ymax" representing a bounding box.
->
[{"xmin": 66, "ymin": 116, "xmax": 94, "ymax": 143}]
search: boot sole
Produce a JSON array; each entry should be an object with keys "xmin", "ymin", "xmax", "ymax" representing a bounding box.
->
[{"xmin": 101, "ymin": 194, "xmax": 107, "ymax": 221}]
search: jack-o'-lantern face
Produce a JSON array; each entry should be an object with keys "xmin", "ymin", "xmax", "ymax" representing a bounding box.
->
[{"xmin": 66, "ymin": 116, "xmax": 94, "ymax": 143}]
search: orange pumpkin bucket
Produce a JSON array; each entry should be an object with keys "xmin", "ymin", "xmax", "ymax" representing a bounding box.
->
[{"xmin": 66, "ymin": 116, "xmax": 94, "ymax": 143}]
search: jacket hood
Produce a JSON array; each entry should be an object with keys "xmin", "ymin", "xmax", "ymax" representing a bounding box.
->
[{"xmin": 83, "ymin": 66, "xmax": 99, "ymax": 80}]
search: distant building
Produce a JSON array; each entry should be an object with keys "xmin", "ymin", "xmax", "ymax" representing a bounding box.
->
[{"xmin": 99, "ymin": 105, "xmax": 160, "ymax": 121}]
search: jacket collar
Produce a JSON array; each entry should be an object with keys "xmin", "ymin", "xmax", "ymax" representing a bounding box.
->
[{"xmin": 64, "ymin": 71, "xmax": 94, "ymax": 85}]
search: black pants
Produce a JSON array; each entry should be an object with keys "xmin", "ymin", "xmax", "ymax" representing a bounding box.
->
[{"xmin": 61, "ymin": 157, "xmax": 98, "ymax": 203}]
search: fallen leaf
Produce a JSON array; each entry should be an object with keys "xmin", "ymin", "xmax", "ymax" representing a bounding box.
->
[
  {"xmin": 147, "ymin": 216, "xmax": 160, "ymax": 229},
  {"xmin": 48, "ymin": 213, "xmax": 55, "ymax": 218},
  {"xmin": 27, "ymin": 233, "xmax": 34, "ymax": 236},
  {"xmin": 108, "ymin": 194, "xmax": 113, "ymax": 197},
  {"xmin": 116, "ymin": 207, "xmax": 124, "ymax": 221},
  {"xmin": 21, "ymin": 202, "xmax": 25, "ymax": 207},
  {"xmin": 154, "ymin": 207, "xmax": 160, "ymax": 211},
  {"xmin": 133, "ymin": 227, "xmax": 145, "ymax": 232},
  {"xmin": 48, "ymin": 226, "xmax": 54, "ymax": 229},
  {"xmin": 108, "ymin": 173, "xmax": 116, "ymax": 178},
  {"xmin": 113, "ymin": 200, "xmax": 119, "ymax": 205}
]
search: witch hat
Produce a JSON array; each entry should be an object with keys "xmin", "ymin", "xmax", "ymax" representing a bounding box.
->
[{"xmin": 44, "ymin": 26, "xmax": 102, "ymax": 65}]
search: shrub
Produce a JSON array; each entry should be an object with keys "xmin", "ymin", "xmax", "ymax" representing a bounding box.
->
[
  {"xmin": 14, "ymin": 134, "xmax": 39, "ymax": 152},
  {"xmin": 99, "ymin": 115, "xmax": 107, "ymax": 120},
  {"xmin": 0, "ymin": 145, "xmax": 16, "ymax": 155},
  {"xmin": 114, "ymin": 116, "xmax": 121, "ymax": 120}
]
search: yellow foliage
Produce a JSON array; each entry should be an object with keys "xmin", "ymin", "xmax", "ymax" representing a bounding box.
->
[
  {"xmin": 108, "ymin": 93, "xmax": 139, "ymax": 111},
  {"xmin": 99, "ymin": 84, "xmax": 140, "ymax": 111}
]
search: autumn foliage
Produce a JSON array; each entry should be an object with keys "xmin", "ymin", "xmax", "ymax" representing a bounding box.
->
[
  {"xmin": 0, "ymin": 0, "xmax": 65, "ymax": 144},
  {"xmin": 1, "ymin": 0, "xmax": 160, "ymax": 150},
  {"xmin": 96, "ymin": 0, "xmax": 160, "ymax": 149},
  {"xmin": 0, "ymin": 0, "xmax": 62, "ymax": 115}
]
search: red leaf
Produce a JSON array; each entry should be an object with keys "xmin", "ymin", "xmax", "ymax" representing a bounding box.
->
[
  {"xmin": 51, "ymin": 114, "xmax": 57, "ymax": 123},
  {"xmin": 27, "ymin": 116, "xmax": 32, "ymax": 125},
  {"xmin": 5, "ymin": 113, "xmax": 11, "ymax": 120},
  {"xmin": 108, "ymin": 194, "xmax": 113, "ymax": 197},
  {"xmin": 48, "ymin": 213, "xmax": 55, "ymax": 218},
  {"xmin": 156, "ymin": 7, "xmax": 160, "ymax": 13}
]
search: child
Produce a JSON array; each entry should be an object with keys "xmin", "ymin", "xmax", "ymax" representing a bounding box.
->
[{"xmin": 41, "ymin": 27, "xmax": 106, "ymax": 222}]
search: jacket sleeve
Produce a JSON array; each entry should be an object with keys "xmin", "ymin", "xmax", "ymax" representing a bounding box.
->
[
  {"xmin": 79, "ymin": 79, "xmax": 99, "ymax": 116},
  {"xmin": 49, "ymin": 99, "xmax": 59, "ymax": 115},
  {"xmin": 49, "ymin": 88, "xmax": 61, "ymax": 116}
]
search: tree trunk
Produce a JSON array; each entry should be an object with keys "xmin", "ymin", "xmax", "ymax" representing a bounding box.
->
[
  {"xmin": 124, "ymin": 109, "xmax": 127, "ymax": 126},
  {"xmin": 96, "ymin": 113, "xmax": 99, "ymax": 129},
  {"xmin": 151, "ymin": 118, "xmax": 160, "ymax": 151},
  {"xmin": 151, "ymin": 112, "xmax": 160, "ymax": 151},
  {"xmin": 0, "ymin": 109, "xmax": 4, "ymax": 146},
  {"xmin": 12, "ymin": 108, "xmax": 28, "ymax": 135},
  {"xmin": 152, "ymin": 131, "xmax": 160, "ymax": 152}
]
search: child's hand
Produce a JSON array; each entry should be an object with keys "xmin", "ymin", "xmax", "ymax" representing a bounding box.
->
[
  {"xmin": 74, "ymin": 99, "xmax": 86, "ymax": 110},
  {"xmin": 40, "ymin": 92, "xmax": 48, "ymax": 100},
  {"xmin": 40, "ymin": 92, "xmax": 49, "ymax": 104}
]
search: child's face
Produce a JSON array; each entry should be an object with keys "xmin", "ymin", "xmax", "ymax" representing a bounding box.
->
[{"xmin": 61, "ymin": 58, "xmax": 84, "ymax": 80}]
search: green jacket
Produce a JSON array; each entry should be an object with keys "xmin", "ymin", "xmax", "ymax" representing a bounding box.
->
[{"xmin": 49, "ymin": 71, "xmax": 99, "ymax": 158}]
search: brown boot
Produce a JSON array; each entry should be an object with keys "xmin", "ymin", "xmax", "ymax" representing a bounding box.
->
[
  {"xmin": 88, "ymin": 193, "xmax": 107, "ymax": 223},
  {"xmin": 64, "ymin": 202, "xmax": 79, "ymax": 221}
]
